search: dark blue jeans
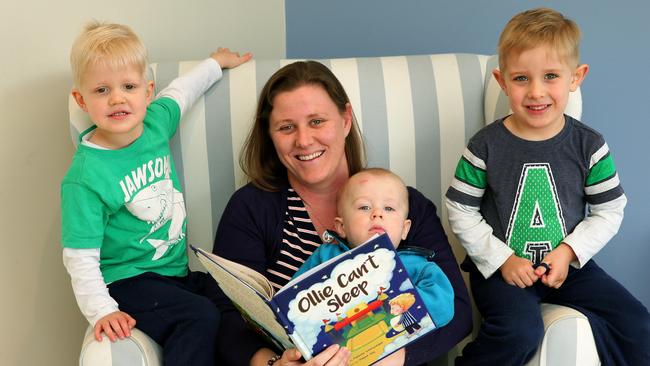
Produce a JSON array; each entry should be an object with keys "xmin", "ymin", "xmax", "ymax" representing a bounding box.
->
[
  {"xmin": 456, "ymin": 259, "xmax": 650, "ymax": 366},
  {"xmin": 109, "ymin": 271, "xmax": 221, "ymax": 366}
]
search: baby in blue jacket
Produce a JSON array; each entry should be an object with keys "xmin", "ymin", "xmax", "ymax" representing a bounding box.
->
[{"xmin": 294, "ymin": 168, "xmax": 454, "ymax": 328}]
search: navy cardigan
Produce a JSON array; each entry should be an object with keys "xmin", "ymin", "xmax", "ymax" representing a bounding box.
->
[{"xmin": 212, "ymin": 183, "xmax": 472, "ymax": 366}]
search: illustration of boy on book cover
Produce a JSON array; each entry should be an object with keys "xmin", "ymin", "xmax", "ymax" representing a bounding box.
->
[
  {"xmin": 273, "ymin": 238, "xmax": 437, "ymax": 365},
  {"xmin": 388, "ymin": 293, "xmax": 422, "ymax": 337}
]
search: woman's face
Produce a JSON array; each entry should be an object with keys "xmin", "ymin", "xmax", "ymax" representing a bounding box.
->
[{"xmin": 269, "ymin": 84, "xmax": 352, "ymax": 190}]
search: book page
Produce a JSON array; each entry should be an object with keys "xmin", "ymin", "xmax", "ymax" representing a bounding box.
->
[
  {"xmin": 194, "ymin": 247, "xmax": 274, "ymax": 299},
  {"xmin": 215, "ymin": 254, "xmax": 275, "ymax": 299},
  {"xmin": 193, "ymin": 248, "xmax": 293, "ymax": 349}
]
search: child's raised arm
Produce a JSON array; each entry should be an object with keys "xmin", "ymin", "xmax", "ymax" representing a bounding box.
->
[{"xmin": 157, "ymin": 47, "xmax": 252, "ymax": 117}]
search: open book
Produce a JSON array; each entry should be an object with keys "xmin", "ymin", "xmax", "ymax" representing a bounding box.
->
[{"xmin": 192, "ymin": 233, "xmax": 436, "ymax": 365}]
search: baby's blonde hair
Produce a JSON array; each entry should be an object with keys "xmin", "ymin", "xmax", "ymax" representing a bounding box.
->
[
  {"xmin": 498, "ymin": 8, "xmax": 581, "ymax": 72},
  {"xmin": 70, "ymin": 21, "xmax": 148, "ymax": 88}
]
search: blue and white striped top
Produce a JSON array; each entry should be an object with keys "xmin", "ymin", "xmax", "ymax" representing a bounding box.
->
[{"xmin": 266, "ymin": 188, "xmax": 323, "ymax": 289}]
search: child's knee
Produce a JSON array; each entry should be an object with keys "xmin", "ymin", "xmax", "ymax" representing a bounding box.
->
[
  {"xmin": 200, "ymin": 301, "xmax": 220, "ymax": 323},
  {"xmin": 518, "ymin": 316, "xmax": 544, "ymax": 350},
  {"xmin": 187, "ymin": 296, "xmax": 221, "ymax": 330},
  {"xmin": 619, "ymin": 305, "xmax": 650, "ymax": 361},
  {"xmin": 201, "ymin": 303, "xmax": 221, "ymax": 325},
  {"xmin": 620, "ymin": 299, "xmax": 650, "ymax": 339},
  {"xmin": 488, "ymin": 311, "xmax": 544, "ymax": 348},
  {"xmin": 633, "ymin": 308, "xmax": 650, "ymax": 343}
]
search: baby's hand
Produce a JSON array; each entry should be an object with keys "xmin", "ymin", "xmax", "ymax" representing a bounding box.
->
[
  {"xmin": 210, "ymin": 47, "xmax": 252, "ymax": 69},
  {"xmin": 94, "ymin": 311, "xmax": 136, "ymax": 342},
  {"xmin": 535, "ymin": 243, "xmax": 575, "ymax": 289},
  {"xmin": 499, "ymin": 254, "xmax": 538, "ymax": 288}
]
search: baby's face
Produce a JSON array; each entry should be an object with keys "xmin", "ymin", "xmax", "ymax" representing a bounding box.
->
[{"xmin": 335, "ymin": 172, "xmax": 410, "ymax": 248}]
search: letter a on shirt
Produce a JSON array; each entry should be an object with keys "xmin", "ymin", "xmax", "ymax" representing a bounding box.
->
[{"xmin": 506, "ymin": 163, "xmax": 567, "ymax": 263}]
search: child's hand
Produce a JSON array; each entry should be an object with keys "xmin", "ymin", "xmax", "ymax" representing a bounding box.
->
[
  {"xmin": 210, "ymin": 47, "xmax": 252, "ymax": 69},
  {"xmin": 94, "ymin": 311, "xmax": 136, "ymax": 342},
  {"xmin": 499, "ymin": 254, "xmax": 538, "ymax": 288},
  {"xmin": 535, "ymin": 243, "xmax": 575, "ymax": 289}
]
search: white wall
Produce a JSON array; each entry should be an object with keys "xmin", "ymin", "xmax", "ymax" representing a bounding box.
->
[{"xmin": 0, "ymin": 1, "xmax": 285, "ymax": 364}]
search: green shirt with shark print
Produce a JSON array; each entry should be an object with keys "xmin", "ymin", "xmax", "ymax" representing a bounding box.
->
[{"xmin": 61, "ymin": 97, "xmax": 188, "ymax": 284}]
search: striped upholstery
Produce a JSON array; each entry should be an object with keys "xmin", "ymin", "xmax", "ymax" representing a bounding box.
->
[
  {"xmin": 525, "ymin": 304, "xmax": 600, "ymax": 366},
  {"xmin": 70, "ymin": 54, "xmax": 593, "ymax": 366}
]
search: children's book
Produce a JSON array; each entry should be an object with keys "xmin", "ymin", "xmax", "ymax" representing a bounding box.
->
[{"xmin": 191, "ymin": 233, "xmax": 436, "ymax": 366}]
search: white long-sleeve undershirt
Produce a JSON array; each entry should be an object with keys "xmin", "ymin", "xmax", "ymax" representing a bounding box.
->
[{"xmin": 445, "ymin": 194, "xmax": 626, "ymax": 279}]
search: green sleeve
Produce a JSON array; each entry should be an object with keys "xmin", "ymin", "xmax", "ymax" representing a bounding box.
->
[{"xmin": 61, "ymin": 182, "xmax": 107, "ymax": 249}]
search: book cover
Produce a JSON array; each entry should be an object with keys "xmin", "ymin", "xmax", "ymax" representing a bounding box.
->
[{"xmin": 192, "ymin": 233, "xmax": 436, "ymax": 365}]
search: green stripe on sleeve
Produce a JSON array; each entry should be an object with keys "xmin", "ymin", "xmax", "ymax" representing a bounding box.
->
[
  {"xmin": 586, "ymin": 154, "xmax": 616, "ymax": 186},
  {"xmin": 455, "ymin": 158, "xmax": 487, "ymax": 188}
]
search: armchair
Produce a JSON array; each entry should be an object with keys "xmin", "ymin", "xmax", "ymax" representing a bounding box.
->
[{"xmin": 70, "ymin": 53, "xmax": 597, "ymax": 366}]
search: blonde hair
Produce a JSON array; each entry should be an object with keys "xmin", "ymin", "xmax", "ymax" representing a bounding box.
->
[
  {"xmin": 498, "ymin": 8, "xmax": 581, "ymax": 72},
  {"xmin": 337, "ymin": 167, "xmax": 409, "ymax": 216},
  {"xmin": 70, "ymin": 21, "xmax": 148, "ymax": 88},
  {"xmin": 389, "ymin": 292, "xmax": 416, "ymax": 310},
  {"xmin": 240, "ymin": 61, "xmax": 366, "ymax": 191}
]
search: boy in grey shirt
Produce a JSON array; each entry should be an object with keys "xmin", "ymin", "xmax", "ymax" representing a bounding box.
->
[{"xmin": 446, "ymin": 8, "xmax": 649, "ymax": 365}]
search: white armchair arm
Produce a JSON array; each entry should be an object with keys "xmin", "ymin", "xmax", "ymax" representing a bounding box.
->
[
  {"xmin": 79, "ymin": 326, "xmax": 162, "ymax": 366},
  {"xmin": 525, "ymin": 304, "xmax": 600, "ymax": 366}
]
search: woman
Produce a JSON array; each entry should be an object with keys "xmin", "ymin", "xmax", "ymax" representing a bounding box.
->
[{"xmin": 212, "ymin": 61, "xmax": 472, "ymax": 366}]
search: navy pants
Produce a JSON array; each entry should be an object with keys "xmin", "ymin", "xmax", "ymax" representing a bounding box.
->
[
  {"xmin": 456, "ymin": 259, "xmax": 650, "ymax": 366},
  {"xmin": 109, "ymin": 271, "xmax": 221, "ymax": 366}
]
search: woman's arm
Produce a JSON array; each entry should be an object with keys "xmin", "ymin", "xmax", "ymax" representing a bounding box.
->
[
  {"xmin": 211, "ymin": 185, "xmax": 282, "ymax": 366},
  {"xmin": 402, "ymin": 187, "xmax": 473, "ymax": 365}
]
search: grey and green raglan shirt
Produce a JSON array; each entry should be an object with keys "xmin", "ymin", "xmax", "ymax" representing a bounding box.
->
[{"xmin": 445, "ymin": 116, "xmax": 626, "ymax": 278}]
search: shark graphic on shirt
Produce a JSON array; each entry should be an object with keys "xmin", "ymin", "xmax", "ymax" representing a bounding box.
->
[{"xmin": 125, "ymin": 178, "xmax": 186, "ymax": 260}]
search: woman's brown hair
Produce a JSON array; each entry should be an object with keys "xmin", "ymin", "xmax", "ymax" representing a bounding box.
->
[{"xmin": 240, "ymin": 61, "xmax": 366, "ymax": 191}]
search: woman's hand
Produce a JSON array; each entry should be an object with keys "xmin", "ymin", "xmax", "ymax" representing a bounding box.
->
[
  {"xmin": 268, "ymin": 345, "xmax": 350, "ymax": 366},
  {"xmin": 373, "ymin": 348, "xmax": 405, "ymax": 366}
]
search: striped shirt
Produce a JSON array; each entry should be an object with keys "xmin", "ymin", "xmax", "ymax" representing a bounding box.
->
[
  {"xmin": 265, "ymin": 188, "xmax": 322, "ymax": 290},
  {"xmin": 398, "ymin": 310, "xmax": 419, "ymax": 328}
]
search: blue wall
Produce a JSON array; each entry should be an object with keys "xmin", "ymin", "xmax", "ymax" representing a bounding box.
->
[{"xmin": 286, "ymin": 0, "xmax": 650, "ymax": 307}]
